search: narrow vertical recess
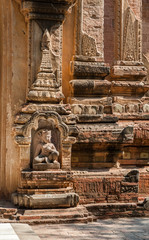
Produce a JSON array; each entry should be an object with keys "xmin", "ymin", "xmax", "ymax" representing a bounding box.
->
[{"xmin": 0, "ymin": 0, "xmax": 12, "ymax": 198}]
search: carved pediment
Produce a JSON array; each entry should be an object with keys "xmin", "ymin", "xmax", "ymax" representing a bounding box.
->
[
  {"xmin": 15, "ymin": 111, "xmax": 69, "ymax": 145},
  {"xmin": 16, "ymin": 0, "xmax": 76, "ymax": 5},
  {"xmin": 16, "ymin": 0, "xmax": 76, "ymax": 20}
]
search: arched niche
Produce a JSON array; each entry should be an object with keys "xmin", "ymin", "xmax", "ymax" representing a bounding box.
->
[
  {"xmin": 30, "ymin": 120, "xmax": 61, "ymax": 168},
  {"xmin": 15, "ymin": 111, "xmax": 75, "ymax": 171}
]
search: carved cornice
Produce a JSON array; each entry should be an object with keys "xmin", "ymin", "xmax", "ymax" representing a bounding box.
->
[{"xmin": 16, "ymin": 0, "xmax": 76, "ymax": 21}]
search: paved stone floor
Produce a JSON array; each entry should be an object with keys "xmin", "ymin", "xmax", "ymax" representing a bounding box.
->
[
  {"xmin": 32, "ymin": 218, "xmax": 149, "ymax": 240},
  {"xmin": 0, "ymin": 223, "xmax": 40, "ymax": 240}
]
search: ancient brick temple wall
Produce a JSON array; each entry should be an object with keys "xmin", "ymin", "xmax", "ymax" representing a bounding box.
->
[
  {"xmin": 139, "ymin": 172, "xmax": 149, "ymax": 197},
  {"xmin": 1, "ymin": 0, "xmax": 149, "ymax": 201},
  {"xmin": 73, "ymin": 174, "xmax": 138, "ymax": 204},
  {"xmin": 72, "ymin": 170, "xmax": 149, "ymax": 205}
]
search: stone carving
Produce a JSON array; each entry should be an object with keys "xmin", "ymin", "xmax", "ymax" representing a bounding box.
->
[
  {"xmin": 143, "ymin": 104, "xmax": 149, "ymax": 113},
  {"xmin": 123, "ymin": 8, "xmax": 137, "ymax": 61},
  {"xmin": 120, "ymin": 126, "xmax": 134, "ymax": 142},
  {"xmin": 82, "ymin": 34, "xmax": 100, "ymax": 57},
  {"xmin": 126, "ymin": 104, "xmax": 139, "ymax": 113},
  {"xmin": 115, "ymin": 0, "xmax": 141, "ymax": 62},
  {"xmin": 121, "ymin": 184, "xmax": 138, "ymax": 193},
  {"xmin": 28, "ymin": 29, "xmax": 64, "ymax": 103},
  {"xmin": 73, "ymin": 0, "xmax": 104, "ymax": 59},
  {"xmin": 14, "ymin": 110, "xmax": 75, "ymax": 171},
  {"xmin": 71, "ymin": 104, "xmax": 104, "ymax": 115},
  {"xmin": 124, "ymin": 170, "xmax": 139, "ymax": 183},
  {"xmin": 10, "ymin": 0, "xmax": 80, "ymax": 210},
  {"xmin": 113, "ymin": 104, "xmax": 125, "ymax": 114},
  {"xmin": 33, "ymin": 129, "xmax": 60, "ymax": 169},
  {"xmin": 143, "ymin": 198, "xmax": 149, "ymax": 210}
]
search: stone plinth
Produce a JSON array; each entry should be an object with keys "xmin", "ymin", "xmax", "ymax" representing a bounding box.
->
[
  {"xmin": 12, "ymin": 193, "xmax": 79, "ymax": 209},
  {"xmin": 143, "ymin": 198, "xmax": 149, "ymax": 210},
  {"xmin": 12, "ymin": 169, "xmax": 79, "ymax": 209},
  {"xmin": 33, "ymin": 162, "xmax": 60, "ymax": 171},
  {"xmin": 71, "ymin": 61, "xmax": 110, "ymax": 79},
  {"xmin": 111, "ymin": 62, "xmax": 147, "ymax": 80},
  {"xmin": 20, "ymin": 170, "xmax": 72, "ymax": 189}
]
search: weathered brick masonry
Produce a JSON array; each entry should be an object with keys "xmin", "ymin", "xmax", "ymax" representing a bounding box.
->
[{"xmin": 0, "ymin": 0, "xmax": 149, "ymax": 220}]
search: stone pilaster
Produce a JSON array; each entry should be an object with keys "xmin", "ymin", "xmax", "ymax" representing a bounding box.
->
[
  {"xmin": 110, "ymin": 0, "xmax": 149, "ymax": 168},
  {"xmin": 14, "ymin": 0, "xmax": 77, "ymax": 171},
  {"xmin": 69, "ymin": 0, "xmax": 110, "ymax": 103},
  {"xmin": 112, "ymin": 0, "xmax": 147, "ymax": 81},
  {"xmin": 17, "ymin": 0, "xmax": 72, "ymax": 103},
  {"xmin": 111, "ymin": 0, "xmax": 148, "ymax": 115},
  {"xmin": 61, "ymin": 137, "xmax": 76, "ymax": 170}
]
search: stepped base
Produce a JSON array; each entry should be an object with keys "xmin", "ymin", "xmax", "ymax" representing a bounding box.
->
[
  {"xmin": 85, "ymin": 201, "xmax": 149, "ymax": 219},
  {"xmin": 0, "ymin": 204, "xmax": 95, "ymax": 224},
  {"xmin": 0, "ymin": 201, "xmax": 149, "ymax": 224},
  {"xmin": 12, "ymin": 193, "xmax": 79, "ymax": 209},
  {"xmin": 17, "ymin": 187, "xmax": 73, "ymax": 195},
  {"xmin": 17, "ymin": 206, "xmax": 95, "ymax": 224}
]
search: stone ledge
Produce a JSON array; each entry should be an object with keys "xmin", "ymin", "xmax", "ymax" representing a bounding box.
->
[
  {"xmin": 111, "ymin": 65, "xmax": 147, "ymax": 80},
  {"xmin": 71, "ymin": 61, "xmax": 110, "ymax": 78},
  {"xmin": 33, "ymin": 162, "xmax": 60, "ymax": 171},
  {"xmin": 85, "ymin": 201, "xmax": 149, "ymax": 219},
  {"xmin": 70, "ymin": 79, "xmax": 111, "ymax": 96},
  {"xmin": 12, "ymin": 193, "xmax": 79, "ymax": 209},
  {"xmin": 0, "ymin": 201, "xmax": 149, "ymax": 224},
  {"xmin": 17, "ymin": 187, "xmax": 73, "ymax": 195}
]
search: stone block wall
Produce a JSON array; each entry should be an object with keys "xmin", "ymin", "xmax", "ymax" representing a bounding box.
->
[
  {"xmin": 139, "ymin": 172, "xmax": 149, "ymax": 198},
  {"xmin": 73, "ymin": 170, "xmax": 139, "ymax": 204}
]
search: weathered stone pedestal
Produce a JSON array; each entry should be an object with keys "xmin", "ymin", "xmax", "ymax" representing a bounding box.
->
[
  {"xmin": 12, "ymin": 170, "xmax": 79, "ymax": 208},
  {"xmin": 12, "ymin": 193, "xmax": 79, "ymax": 209},
  {"xmin": 33, "ymin": 162, "xmax": 60, "ymax": 171}
]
